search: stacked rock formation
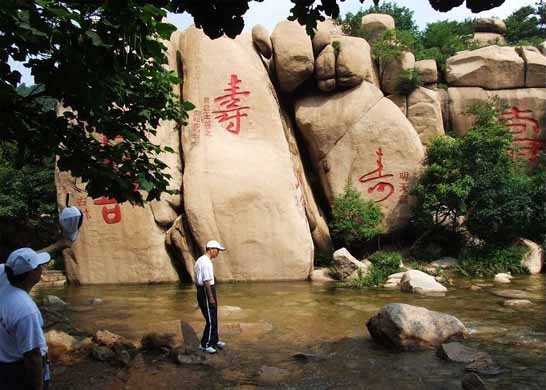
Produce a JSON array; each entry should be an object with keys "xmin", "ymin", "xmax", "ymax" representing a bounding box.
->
[
  {"xmin": 472, "ymin": 18, "xmax": 507, "ymax": 46},
  {"xmin": 55, "ymin": 14, "xmax": 546, "ymax": 284}
]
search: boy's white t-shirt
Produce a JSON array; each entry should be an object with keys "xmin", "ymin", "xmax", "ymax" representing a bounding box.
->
[{"xmin": 194, "ymin": 255, "xmax": 215, "ymax": 286}]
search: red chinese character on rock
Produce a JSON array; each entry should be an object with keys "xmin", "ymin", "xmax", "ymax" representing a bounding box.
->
[
  {"xmin": 359, "ymin": 148, "xmax": 395, "ymax": 203},
  {"xmin": 213, "ymin": 74, "xmax": 251, "ymax": 135},
  {"xmin": 501, "ymin": 107, "xmax": 545, "ymax": 164},
  {"xmin": 93, "ymin": 197, "xmax": 122, "ymax": 224}
]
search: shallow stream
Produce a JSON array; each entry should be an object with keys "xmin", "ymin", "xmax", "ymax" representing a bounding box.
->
[{"xmin": 37, "ymin": 275, "xmax": 545, "ymax": 389}]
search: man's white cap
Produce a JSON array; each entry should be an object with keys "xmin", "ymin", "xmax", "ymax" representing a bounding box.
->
[
  {"xmin": 205, "ymin": 240, "xmax": 225, "ymax": 251},
  {"xmin": 59, "ymin": 206, "xmax": 83, "ymax": 241},
  {"xmin": 6, "ymin": 248, "xmax": 50, "ymax": 276}
]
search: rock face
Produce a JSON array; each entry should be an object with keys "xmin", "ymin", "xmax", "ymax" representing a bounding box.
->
[
  {"xmin": 177, "ymin": 27, "xmax": 314, "ymax": 281},
  {"xmin": 332, "ymin": 248, "xmax": 371, "ymax": 280},
  {"xmin": 446, "ymin": 46, "xmax": 525, "ymax": 89},
  {"xmin": 472, "ymin": 32, "xmax": 506, "ymax": 46},
  {"xmin": 415, "ymin": 59, "xmax": 438, "ymax": 85},
  {"xmin": 519, "ymin": 239, "xmax": 544, "ymax": 274},
  {"xmin": 335, "ymin": 36, "xmax": 379, "ymax": 89},
  {"xmin": 407, "ymin": 87, "xmax": 445, "ymax": 146},
  {"xmin": 295, "ymin": 82, "xmax": 424, "ymax": 231},
  {"xmin": 381, "ymin": 51, "xmax": 415, "ymax": 95},
  {"xmin": 252, "ymin": 25, "xmax": 272, "ymax": 59},
  {"xmin": 437, "ymin": 342, "xmax": 485, "ymax": 363},
  {"xmin": 361, "ymin": 13, "xmax": 395, "ymax": 43},
  {"xmin": 517, "ymin": 47, "xmax": 546, "ymax": 88},
  {"xmin": 366, "ymin": 303, "xmax": 467, "ymax": 350},
  {"xmin": 55, "ymin": 171, "xmax": 179, "ymax": 285},
  {"xmin": 315, "ymin": 44, "xmax": 336, "ymax": 92},
  {"xmin": 270, "ymin": 21, "xmax": 314, "ymax": 92},
  {"xmin": 400, "ymin": 270, "xmax": 448, "ymax": 294},
  {"xmin": 474, "ymin": 18, "xmax": 507, "ymax": 34},
  {"xmin": 447, "ymin": 87, "xmax": 546, "ymax": 161}
]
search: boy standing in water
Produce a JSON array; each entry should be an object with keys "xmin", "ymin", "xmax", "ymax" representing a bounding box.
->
[{"xmin": 194, "ymin": 240, "xmax": 226, "ymax": 354}]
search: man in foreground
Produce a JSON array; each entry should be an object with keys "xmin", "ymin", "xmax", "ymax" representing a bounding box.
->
[
  {"xmin": 194, "ymin": 240, "xmax": 226, "ymax": 354},
  {"xmin": 0, "ymin": 248, "xmax": 52, "ymax": 390}
]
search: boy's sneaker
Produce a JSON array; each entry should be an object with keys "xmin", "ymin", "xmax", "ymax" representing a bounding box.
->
[
  {"xmin": 199, "ymin": 346, "xmax": 217, "ymax": 354},
  {"xmin": 216, "ymin": 341, "xmax": 226, "ymax": 350}
]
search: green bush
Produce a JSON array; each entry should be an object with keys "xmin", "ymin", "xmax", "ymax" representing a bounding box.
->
[
  {"xmin": 456, "ymin": 244, "xmax": 528, "ymax": 278},
  {"xmin": 331, "ymin": 184, "xmax": 383, "ymax": 248},
  {"xmin": 411, "ymin": 99, "xmax": 545, "ymax": 248},
  {"xmin": 396, "ymin": 68, "xmax": 422, "ymax": 95},
  {"xmin": 345, "ymin": 250, "xmax": 402, "ymax": 288}
]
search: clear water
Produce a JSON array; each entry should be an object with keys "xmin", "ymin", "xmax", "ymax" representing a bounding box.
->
[{"xmin": 36, "ymin": 275, "xmax": 546, "ymax": 389}]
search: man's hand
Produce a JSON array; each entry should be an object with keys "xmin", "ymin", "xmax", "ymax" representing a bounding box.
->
[
  {"xmin": 204, "ymin": 281, "xmax": 216, "ymax": 306},
  {"xmin": 23, "ymin": 348, "xmax": 44, "ymax": 390}
]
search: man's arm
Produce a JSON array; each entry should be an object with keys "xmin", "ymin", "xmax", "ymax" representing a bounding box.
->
[
  {"xmin": 23, "ymin": 348, "xmax": 44, "ymax": 390},
  {"xmin": 204, "ymin": 280, "xmax": 216, "ymax": 306}
]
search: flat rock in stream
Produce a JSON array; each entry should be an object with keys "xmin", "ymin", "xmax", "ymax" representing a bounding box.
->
[
  {"xmin": 437, "ymin": 342, "xmax": 488, "ymax": 363},
  {"xmin": 490, "ymin": 289, "xmax": 532, "ymax": 300},
  {"xmin": 503, "ymin": 299, "xmax": 533, "ymax": 307},
  {"xmin": 465, "ymin": 354, "xmax": 504, "ymax": 376},
  {"xmin": 258, "ymin": 366, "xmax": 291, "ymax": 384}
]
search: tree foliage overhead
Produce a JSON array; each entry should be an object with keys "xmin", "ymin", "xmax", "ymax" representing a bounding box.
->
[
  {"xmin": 1, "ymin": 0, "xmax": 193, "ymax": 204},
  {"xmin": 505, "ymin": 2, "xmax": 546, "ymax": 45}
]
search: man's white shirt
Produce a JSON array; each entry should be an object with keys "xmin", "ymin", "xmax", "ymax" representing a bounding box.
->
[
  {"xmin": 194, "ymin": 255, "xmax": 215, "ymax": 286},
  {"xmin": 0, "ymin": 266, "xmax": 48, "ymax": 367}
]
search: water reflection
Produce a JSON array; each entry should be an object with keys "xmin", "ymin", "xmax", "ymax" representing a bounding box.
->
[{"xmin": 36, "ymin": 275, "xmax": 545, "ymax": 389}]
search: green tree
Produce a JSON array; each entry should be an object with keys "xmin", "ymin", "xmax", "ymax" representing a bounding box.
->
[
  {"xmin": 505, "ymin": 4, "xmax": 546, "ymax": 45},
  {"xmin": 412, "ymin": 100, "xmax": 542, "ymax": 247},
  {"xmin": 372, "ymin": 29, "xmax": 416, "ymax": 80},
  {"xmin": 330, "ymin": 184, "xmax": 383, "ymax": 249},
  {"xmin": 415, "ymin": 20, "xmax": 474, "ymax": 76}
]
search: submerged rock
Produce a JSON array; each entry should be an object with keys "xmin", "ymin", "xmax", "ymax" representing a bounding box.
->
[
  {"xmin": 141, "ymin": 332, "xmax": 176, "ymax": 351},
  {"xmin": 437, "ymin": 342, "xmax": 488, "ymax": 363},
  {"xmin": 503, "ymin": 299, "xmax": 533, "ymax": 307},
  {"xmin": 366, "ymin": 303, "xmax": 467, "ymax": 350},
  {"xmin": 491, "ymin": 289, "xmax": 532, "ymax": 299},
  {"xmin": 462, "ymin": 372, "xmax": 489, "ymax": 390}
]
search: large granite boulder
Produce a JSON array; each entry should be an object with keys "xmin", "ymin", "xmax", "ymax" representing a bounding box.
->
[
  {"xmin": 472, "ymin": 32, "xmax": 506, "ymax": 46},
  {"xmin": 474, "ymin": 18, "xmax": 507, "ymax": 34},
  {"xmin": 332, "ymin": 248, "xmax": 371, "ymax": 280},
  {"xmin": 177, "ymin": 27, "xmax": 315, "ymax": 281},
  {"xmin": 315, "ymin": 44, "xmax": 336, "ymax": 92},
  {"xmin": 519, "ymin": 238, "xmax": 544, "ymax": 274},
  {"xmin": 448, "ymin": 87, "xmax": 546, "ymax": 164},
  {"xmin": 55, "ymin": 170, "xmax": 179, "ymax": 284},
  {"xmin": 335, "ymin": 36, "xmax": 379, "ymax": 89},
  {"xmin": 407, "ymin": 87, "xmax": 445, "ymax": 146},
  {"xmin": 361, "ymin": 13, "xmax": 395, "ymax": 43},
  {"xmin": 446, "ymin": 46, "xmax": 525, "ymax": 89},
  {"xmin": 381, "ymin": 51, "xmax": 415, "ymax": 95},
  {"xmin": 271, "ymin": 21, "xmax": 314, "ymax": 93},
  {"xmin": 415, "ymin": 59, "xmax": 438, "ymax": 85},
  {"xmin": 517, "ymin": 47, "xmax": 546, "ymax": 88},
  {"xmin": 366, "ymin": 303, "xmax": 467, "ymax": 350},
  {"xmin": 295, "ymin": 82, "xmax": 425, "ymax": 231},
  {"xmin": 400, "ymin": 270, "xmax": 448, "ymax": 294},
  {"xmin": 540, "ymin": 41, "xmax": 546, "ymax": 56},
  {"xmin": 252, "ymin": 25, "xmax": 272, "ymax": 59}
]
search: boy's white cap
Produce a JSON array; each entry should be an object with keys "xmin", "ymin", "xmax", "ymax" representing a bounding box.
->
[
  {"xmin": 6, "ymin": 248, "xmax": 51, "ymax": 276},
  {"xmin": 59, "ymin": 206, "xmax": 82, "ymax": 241},
  {"xmin": 205, "ymin": 240, "xmax": 225, "ymax": 251}
]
